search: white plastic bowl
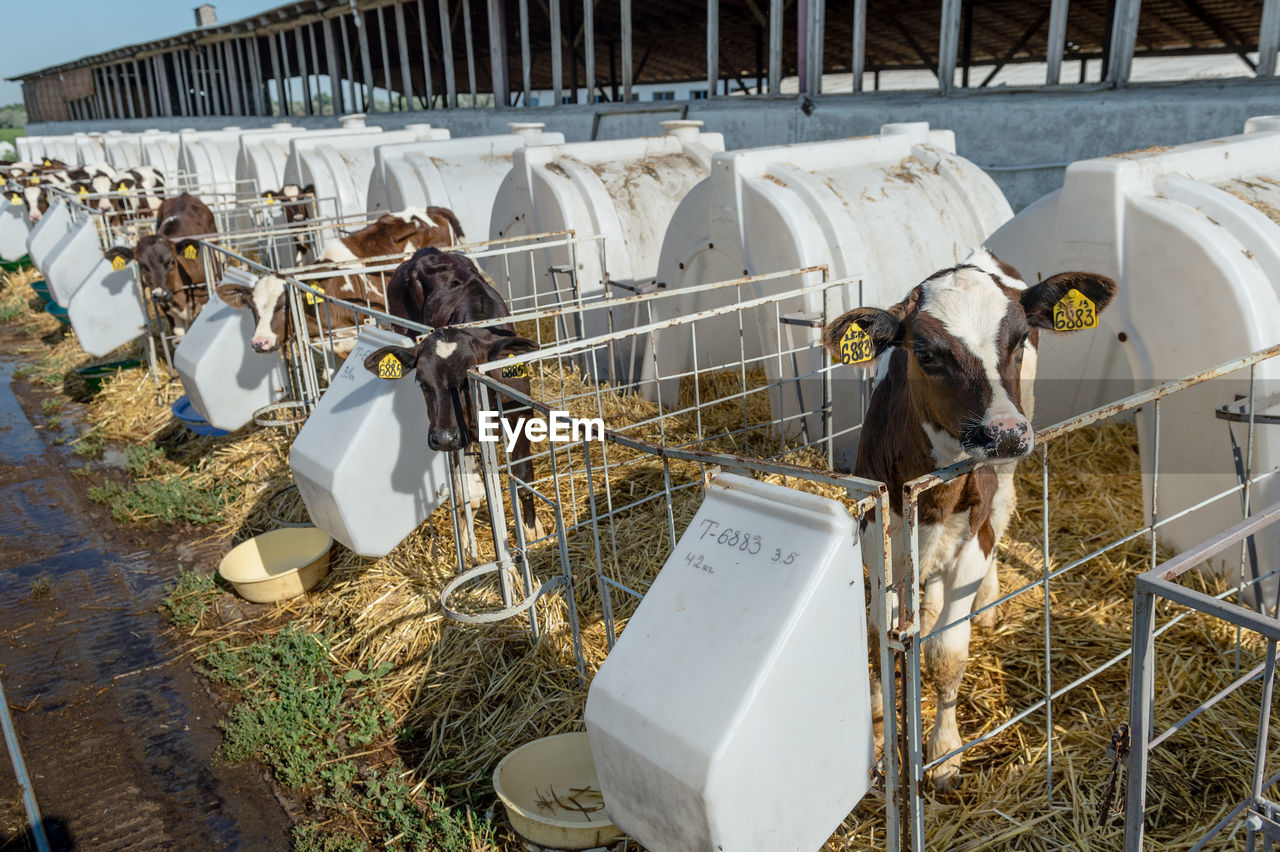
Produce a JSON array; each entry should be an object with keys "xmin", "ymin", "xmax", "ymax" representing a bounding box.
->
[
  {"xmin": 493, "ymin": 732, "xmax": 624, "ymax": 850},
  {"xmin": 218, "ymin": 527, "xmax": 332, "ymax": 603}
]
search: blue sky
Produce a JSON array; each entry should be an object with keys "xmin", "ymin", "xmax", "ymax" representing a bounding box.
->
[{"xmin": 2, "ymin": 1, "xmax": 284, "ymax": 106}]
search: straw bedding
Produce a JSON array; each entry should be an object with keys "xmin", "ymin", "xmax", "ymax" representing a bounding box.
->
[{"xmin": 10, "ymin": 259, "xmax": 1274, "ymax": 850}]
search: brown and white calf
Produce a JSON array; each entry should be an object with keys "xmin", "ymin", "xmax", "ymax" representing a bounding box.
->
[
  {"xmin": 365, "ymin": 247, "xmax": 544, "ymax": 543},
  {"xmin": 218, "ymin": 207, "xmax": 465, "ymax": 356},
  {"xmin": 824, "ymin": 256, "xmax": 1116, "ymax": 791},
  {"xmin": 103, "ymin": 193, "xmax": 217, "ymax": 335}
]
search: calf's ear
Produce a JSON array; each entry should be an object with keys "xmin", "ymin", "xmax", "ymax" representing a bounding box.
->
[
  {"xmin": 824, "ymin": 307, "xmax": 904, "ymax": 365},
  {"xmin": 364, "ymin": 345, "xmax": 419, "ymax": 380},
  {"xmin": 173, "ymin": 238, "xmax": 201, "ymax": 261},
  {"xmin": 217, "ymin": 284, "xmax": 254, "ymax": 308},
  {"xmin": 1021, "ymin": 272, "xmax": 1117, "ymax": 331},
  {"xmin": 103, "ymin": 246, "xmax": 134, "ymax": 266},
  {"xmin": 486, "ymin": 334, "xmax": 539, "ymax": 361}
]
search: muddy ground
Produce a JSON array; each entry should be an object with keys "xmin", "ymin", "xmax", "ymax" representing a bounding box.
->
[{"xmin": 0, "ymin": 320, "xmax": 294, "ymax": 851}]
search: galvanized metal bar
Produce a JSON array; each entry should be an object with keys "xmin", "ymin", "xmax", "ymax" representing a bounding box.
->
[
  {"xmin": 294, "ymin": 26, "xmax": 313, "ymax": 114},
  {"xmin": 222, "ymin": 42, "xmax": 241, "ymax": 115},
  {"xmin": 1041, "ymin": 441, "xmax": 1054, "ymax": 805},
  {"xmin": 1105, "ymin": 0, "xmax": 1142, "ymax": 86},
  {"xmin": 178, "ymin": 51, "xmax": 194, "ymax": 116},
  {"xmin": 107, "ymin": 64, "xmax": 123, "ymax": 119},
  {"xmin": 620, "ymin": 0, "xmax": 631, "ymax": 103},
  {"xmin": 307, "ymin": 21, "xmax": 323, "ymax": 113},
  {"xmin": 0, "ymin": 675, "xmax": 50, "ymax": 852},
  {"xmin": 768, "ymin": 0, "xmax": 781, "ymax": 94},
  {"xmin": 904, "ymin": 492, "xmax": 926, "ymax": 852},
  {"xmin": 267, "ymin": 29, "xmax": 284, "ymax": 115},
  {"xmin": 201, "ymin": 46, "xmax": 220, "ymax": 115},
  {"xmin": 1253, "ymin": 642, "xmax": 1278, "ymax": 801},
  {"xmin": 439, "ymin": 0, "xmax": 459, "ymax": 107},
  {"xmin": 323, "ymin": 17, "xmax": 344, "ymax": 115},
  {"xmin": 275, "ymin": 30, "xmax": 291, "ymax": 115},
  {"xmin": 938, "ymin": 0, "xmax": 962, "ymax": 94},
  {"xmin": 395, "ymin": 1, "xmax": 416, "ymax": 108},
  {"xmin": 805, "ymin": 0, "xmax": 824, "ymax": 95},
  {"xmin": 1045, "ymin": 0, "xmax": 1071, "ymax": 83},
  {"xmin": 550, "ymin": 0, "xmax": 563, "ymax": 102},
  {"xmin": 850, "ymin": 0, "xmax": 866, "ymax": 92},
  {"xmin": 1148, "ymin": 658, "xmax": 1268, "ymax": 753},
  {"xmin": 122, "ymin": 62, "xmax": 139, "ymax": 118},
  {"xmin": 1261, "ymin": 0, "xmax": 1280, "ymax": 77},
  {"xmin": 707, "ymin": 0, "xmax": 719, "ymax": 97},
  {"xmin": 376, "ymin": 5, "xmax": 395, "ymax": 109},
  {"xmin": 339, "ymin": 13, "xmax": 358, "ymax": 110},
  {"xmin": 487, "ymin": 0, "xmax": 510, "ymax": 107},
  {"xmin": 353, "ymin": 1, "xmax": 377, "ymax": 111},
  {"xmin": 1124, "ymin": 579, "xmax": 1157, "ymax": 851},
  {"xmin": 417, "ymin": 0, "xmax": 435, "ymax": 107},
  {"xmin": 93, "ymin": 68, "xmax": 108, "ymax": 119},
  {"xmin": 1145, "ymin": 501, "xmax": 1280, "ymax": 587},
  {"xmin": 458, "ymin": 0, "xmax": 477, "ymax": 103},
  {"xmin": 583, "ymin": 0, "xmax": 595, "ymax": 102}
]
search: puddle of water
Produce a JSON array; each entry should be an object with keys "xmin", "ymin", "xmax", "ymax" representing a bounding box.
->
[{"xmin": 0, "ymin": 362, "xmax": 43, "ymax": 465}]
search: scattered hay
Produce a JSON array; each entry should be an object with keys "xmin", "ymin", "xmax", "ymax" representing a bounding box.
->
[
  {"xmin": 1219, "ymin": 178, "xmax": 1280, "ymax": 227},
  {"xmin": 34, "ymin": 308, "xmax": 1276, "ymax": 849}
]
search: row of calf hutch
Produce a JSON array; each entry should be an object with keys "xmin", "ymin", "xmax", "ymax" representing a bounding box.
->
[{"xmin": 8, "ymin": 112, "xmax": 1280, "ymax": 849}]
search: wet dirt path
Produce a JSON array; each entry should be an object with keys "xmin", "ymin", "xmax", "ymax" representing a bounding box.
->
[{"xmin": 0, "ymin": 358, "xmax": 293, "ymax": 850}]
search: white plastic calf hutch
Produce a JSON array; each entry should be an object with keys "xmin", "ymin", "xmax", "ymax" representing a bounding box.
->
[
  {"xmin": 283, "ymin": 123, "xmax": 450, "ymax": 219},
  {"xmin": 289, "ymin": 326, "xmax": 451, "ymax": 557},
  {"xmin": 366, "ymin": 122, "xmax": 565, "ymax": 238},
  {"xmin": 139, "ymin": 130, "xmax": 183, "ymax": 176},
  {"xmin": 488, "ymin": 120, "xmax": 724, "ymax": 360},
  {"xmin": 102, "ymin": 131, "xmax": 147, "ymax": 169},
  {"xmin": 649, "ymin": 122, "xmax": 1013, "ymax": 469},
  {"xmin": 73, "ymin": 133, "xmax": 106, "ymax": 166},
  {"xmin": 0, "ymin": 196, "xmax": 31, "ymax": 262},
  {"xmin": 984, "ymin": 118, "xmax": 1280, "ymax": 603},
  {"xmin": 173, "ymin": 268, "xmax": 290, "ymax": 432},
  {"xmin": 26, "ymin": 201, "xmax": 74, "ymax": 279},
  {"xmin": 585, "ymin": 474, "xmax": 873, "ymax": 852},
  {"xmin": 65, "ymin": 260, "xmax": 148, "ymax": 356},
  {"xmin": 178, "ymin": 124, "xmax": 301, "ymax": 195}
]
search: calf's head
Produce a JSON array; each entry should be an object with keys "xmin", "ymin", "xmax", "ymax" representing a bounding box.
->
[
  {"xmin": 106, "ymin": 236, "xmax": 205, "ymax": 327},
  {"xmin": 824, "ymin": 265, "xmax": 1116, "ymax": 462},
  {"xmin": 364, "ymin": 327, "xmax": 538, "ymax": 452},
  {"xmin": 218, "ymin": 274, "xmax": 290, "ymax": 353}
]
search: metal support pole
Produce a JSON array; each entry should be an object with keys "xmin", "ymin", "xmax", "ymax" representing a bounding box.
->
[
  {"xmin": 805, "ymin": 0, "xmax": 824, "ymax": 95},
  {"xmin": 707, "ymin": 0, "xmax": 718, "ymax": 98},
  {"xmin": 93, "ymin": 68, "xmax": 108, "ymax": 119},
  {"xmin": 308, "ymin": 21, "xmax": 323, "ymax": 113},
  {"xmin": 1260, "ymin": 0, "xmax": 1280, "ymax": 77},
  {"xmin": 417, "ymin": 0, "xmax": 435, "ymax": 107},
  {"xmin": 1124, "ymin": 583, "xmax": 1157, "ymax": 850},
  {"xmin": 324, "ymin": 18, "xmax": 344, "ymax": 114},
  {"xmin": 550, "ymin": 0, "xmax": 563, "ymax": 103},
  {"xmin": 520, "ymin": 0, "xmax": 532, "ymax": 105},
  {"xmin": 340, "ymin": 14, "xmax": 359, "ymax": 110},
  {"xmin": 293, "ymin": 26, "xmax": 312, "ymax": 114},
  {"xmin": 1105, "ymin": 0, "xmax": 1142, "ymax": 86},
  {"xmin": 487, "ymin": 0, "xmax": 509, "ymax": 107},
  {"xmin": 768, "ymin": 0, "xmax": 781, "ymax": 94},
  {"xmin": 353, "ymin": 1, "xmax": 378, "ymax": 111},
  {"xmin": 377, "ymin": 5, "xmax": 395, "ymax": 109},
  {"xmin": 583, "ymin": 0, "xmax": 595, "ymax": 103},
  {"xmin": 620, "ymin": 0, "xmax": 632, "ymax": 103},
  {"xmin": 1045, "ymin": 0, "xmax": 1070, "ymax": 84},
  {"xmin": 439, "ymin": 0, "xmax": 459, "ymax": 107},
  {"xmin": 247, "ymin": 38, "xmax": 265, "ymax": 115},
  {"xmin": 109, "ymin": 64, "xmax": 125, "ymax": 118},
  {"xmin": 174, "ymin": 52, "xmax": 189, "ymax": 116},
  {"xmin": 223, "ymin": 42, "xmax": 241, "ymax": 115},
  {"xmin": 395, "ymin": 2, "xmax": 416, "ymax": 108},
  {"xmin": 123, "ymin": 62, "xmax": 138, "ymax": 118},
  {"xmin": 273, "ymin": 31, "xmax": 290, "ymax": 115},
  {"xmin": 938, "ymin": 0, "xmax": 962, "ymax": 94},
  {"xmin": 463, "ymin": 0, "xmax": 479, "ymax": 103},
  {"xmin": 851, "ymin": 0, "xmax": 866, "ymax": 92}
]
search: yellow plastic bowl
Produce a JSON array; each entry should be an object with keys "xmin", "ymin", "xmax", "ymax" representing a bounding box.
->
[
  {"xmin": 493, "ymin": 732, "xmax": 625, "ymax": 850},
  {"xmin": 218, "ymin": 527, "xmax": 332, "ymax": 603}
]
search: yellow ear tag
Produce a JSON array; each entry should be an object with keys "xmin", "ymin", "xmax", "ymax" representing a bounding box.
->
[
  {"xmin": 111, "ymin": 255, "xmax": 127, "ymax": 271},
  {"xmin": 1052, "ymin": 288, "xmax": 1098, "ymax": 331},
  {"xmin": 117, "ymin": 182, "xmax": 130, "ymax": 195},
  {"xmin": 41, "ymin": 159, "xmax": 50, "ymax": 166},
  {"xmin": 78, "ymin": 186, "xmax": 89, "ymax": 198},
  {"xmin": 836, "ymin": 323, "xmax": 875, "ymax": 364},
  {"xmin": 500, "ymin": 354, "xmax": 529, "ymax": 379},
  {"xmin": 377, "ymin": 353, "xmax": 403, "ymax": 379},
  {"xmin": 304, "ymin": 289, "xmax": 319, "ymax": 305},
  {"xmin": 264, "ymin": 193, "xmax": 275, "ymax": 204},
  {"xmin": 182, "ymin": 244, "xmax": 198, "ymax": 260},
  {"xmin": 29, "ymin": 176, "xmax": 39, "ymax": 185},
  {"xmin": 8, "ymin": 193, "xmax": 19, "ymax": 203}
]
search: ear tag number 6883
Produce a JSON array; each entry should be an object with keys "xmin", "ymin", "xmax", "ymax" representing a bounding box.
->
[
  {"xmin": 837, "ymin": 323, "xmax": 875, "ymax": 364},
  {"xmin": 378, "ymin": 353, "xmax": 403, "ymax": 379},
  {"xmin": 1053, "ymin": 288, "xmax": 1098, "ymax": 331}
]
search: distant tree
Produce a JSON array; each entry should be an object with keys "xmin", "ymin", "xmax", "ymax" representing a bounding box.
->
[{"xmin": 0, "ymin": 104, "xmax": 27, "ymax": 129}]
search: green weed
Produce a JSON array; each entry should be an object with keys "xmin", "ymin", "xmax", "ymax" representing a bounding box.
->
[
  {"xmin": 28, "ymin": 577, "xmax": 50, "ymax": 599},
  {"xmin": 40, "ymin": 397, "xmax": 61, "ymax": 414},
  {"xmin": 71, "ymin": 428, "xmax": 105, "ymax": 458},
  {"xmin": 0, "ymin": 302, "xmax": 20, "ymax": 322},
  {"xmin": 87, "ymin": 476, "xmax": 240, "ymax": 524},
  {"xmin": 162, "ymin": 568, "xmax": 218, "ymax": 631}
]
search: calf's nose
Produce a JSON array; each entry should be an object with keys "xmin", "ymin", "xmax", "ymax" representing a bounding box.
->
[
  {"xmin": 985, "ymin": 415, "xmax": 1032, "ymax": 458},
  {"xmin": 251, "ymin": 337, "xmax": 275, "ymax": 353},
  {"xmin": 428, "ymin": 429, "xmax": 463, "ymax": 452}
]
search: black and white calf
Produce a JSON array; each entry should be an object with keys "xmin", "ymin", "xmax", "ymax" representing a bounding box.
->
[{"xmin": 824, "ymin": 253, "xmax": 1116, "ymax": 791}]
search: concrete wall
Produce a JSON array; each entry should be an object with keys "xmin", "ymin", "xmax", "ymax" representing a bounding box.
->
[{"xmin": 28, "ymin": 78, "xmax": 1280, "ymax": 211}]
